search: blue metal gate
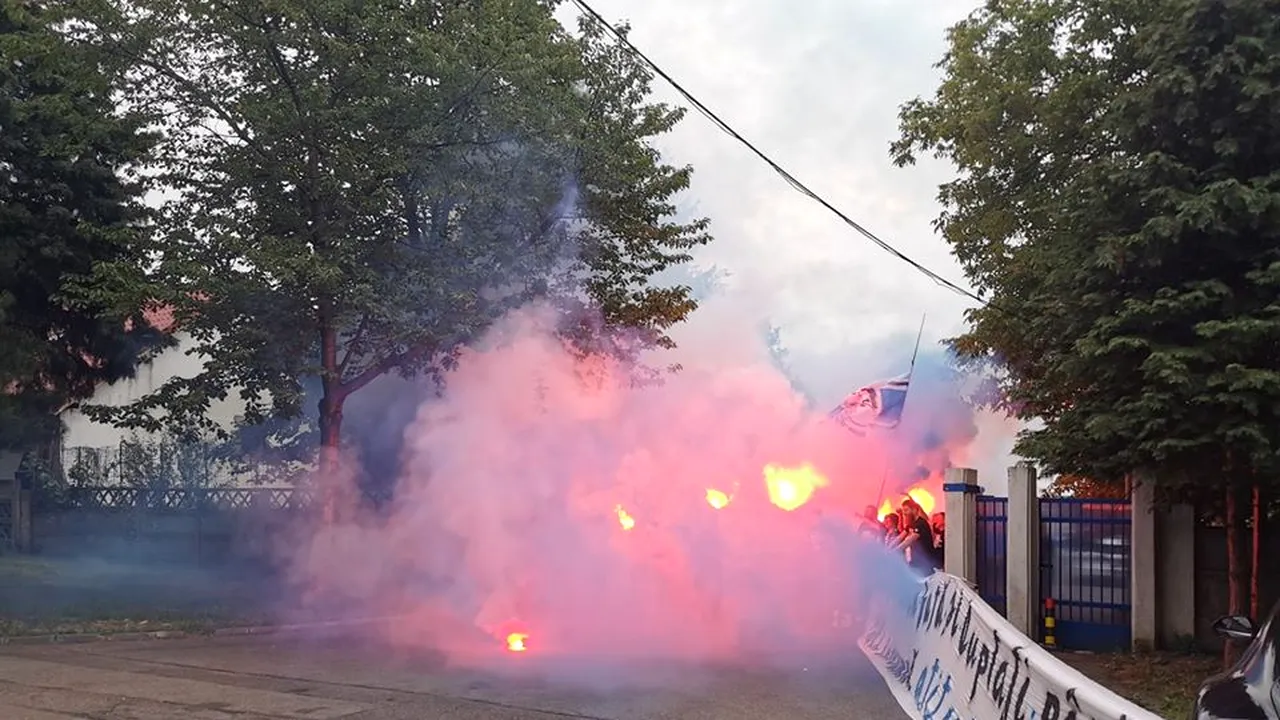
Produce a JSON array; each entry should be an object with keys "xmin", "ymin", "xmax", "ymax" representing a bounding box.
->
[
  {"xmin": 976, "ymin": 495, "xmax": 1008, "ymax": 616},
  {"xmin": 1039, "ymin": 498, "xmax": 1131, "ymax": 651}
]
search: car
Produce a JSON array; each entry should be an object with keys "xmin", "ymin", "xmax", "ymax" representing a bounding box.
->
[{"xmin": 1191, "ymin": 598, "xmax": 1280, "ymax": 720}]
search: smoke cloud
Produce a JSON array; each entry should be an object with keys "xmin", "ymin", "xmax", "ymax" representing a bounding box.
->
[{"xmin": 280, "ymin": 301, "xmax": 977, "ymax": 675}]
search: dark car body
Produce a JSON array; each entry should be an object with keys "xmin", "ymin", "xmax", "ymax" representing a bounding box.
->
[{"xmin": 1192, "ymin": 600, "xmax": 1280, "ymax": 720}]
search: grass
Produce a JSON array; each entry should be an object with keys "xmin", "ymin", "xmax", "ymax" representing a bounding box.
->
[
  {"xmin": 0, "ymin": 556, "xmax": 63, "ymax": 580},
  {"xmin": 0, "ymin": 614, "xmax": 257, "ymax": 638},
  {"xmin": 1056, "ymin": 650, "xmax": 1222, "ymax": 720},
  {"xmin": 0, "ymin": 555, "xmax": 280, "ymax": 639}
]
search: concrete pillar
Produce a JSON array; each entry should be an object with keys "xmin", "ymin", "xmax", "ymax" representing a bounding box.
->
[
  {"xmin": 1006, "ymin": 462, "xmax": 1040, "ymax": 637},
  {"xmin": 943, "ymin": 467, "xmax": 981, "ymax": 584},
  {"xmin": 1131, "ymin": 476, "xmax": 1158, "ymax": 651},
  {"xmin": 1157, "ymin": 503, "xmax": 1195, "ymax": 648}
]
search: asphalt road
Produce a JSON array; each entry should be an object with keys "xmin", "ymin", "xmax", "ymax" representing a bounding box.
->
[{"xmin": 0, "ymin": 633, "xmax": 906, "ymax": 720}]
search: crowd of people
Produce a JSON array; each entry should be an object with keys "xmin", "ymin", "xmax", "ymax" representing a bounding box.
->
[{"xmin": 857, "ymin": 498, "xmax": 946, "ymax": 576}]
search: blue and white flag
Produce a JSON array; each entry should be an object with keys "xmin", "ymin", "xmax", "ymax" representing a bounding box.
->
[{"xmin": 828, "ymin": 373, "xmax": 910, "ymax": 435}]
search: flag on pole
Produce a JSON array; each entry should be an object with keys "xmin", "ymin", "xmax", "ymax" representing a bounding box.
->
[{"xmin": 828, "ymin": 373, "xmax": 911, "ymax": 435}]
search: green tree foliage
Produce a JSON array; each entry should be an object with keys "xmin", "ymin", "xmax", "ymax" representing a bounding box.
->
[
  {"xmin": 893, "ymin": 0, "xmax": 1280, "ymax": 503},
  {"xmin": 74, "ymin": 0, "xmax": 710, "ymax": 457},
  {"xmin": 0, "ymin": 1, "xmax": 161, "ymax": 450}
]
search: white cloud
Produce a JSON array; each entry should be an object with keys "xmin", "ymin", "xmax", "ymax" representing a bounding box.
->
[
  {"xmin": 560, "ymin": 0, "xmax": 1024, "ymax": 484},
  {"xmin": 562, "ymin": 0, "xmax": 981, "ymax": 344}
]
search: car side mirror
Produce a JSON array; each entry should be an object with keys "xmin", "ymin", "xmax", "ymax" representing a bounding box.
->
[{"xmin": 1213, "ymin": 614, "xmax": 1258, "ymax": 641}]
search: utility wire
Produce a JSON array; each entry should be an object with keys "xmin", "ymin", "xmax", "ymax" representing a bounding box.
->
[{"xmin": 569, "ymin": 0, "xmax": 994, "ymax": 310}]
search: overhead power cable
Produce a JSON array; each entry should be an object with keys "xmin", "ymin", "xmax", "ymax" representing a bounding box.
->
[{"xmin": 569, "ymin": 0, "xmax": 994, "ymax": 310}]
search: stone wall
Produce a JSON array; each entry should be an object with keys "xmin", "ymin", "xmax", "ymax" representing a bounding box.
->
[
  {"xmin": 1193, "ymin": 525, "xmax": 1280, "ymax": 650},
  {"xmin": 30, "ymin": 506, "xmax": 304, "ymax": 569}
]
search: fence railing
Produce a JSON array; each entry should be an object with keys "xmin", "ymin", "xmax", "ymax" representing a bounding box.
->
[
  {"xmin": 976, "ymin": 495, "xmax": 1008, "ymax": 616},
  {"xmin": 61, "ymin": 486, "xmax": 311, "ymax": 512},
  {"xmin": 47, "ymin": 485, "xmax": 393, "ymax": 513}
]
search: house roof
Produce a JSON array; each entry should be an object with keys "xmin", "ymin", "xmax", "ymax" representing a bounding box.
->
[{"xmin": 128, "ymin": 303, "xmax": 178, "ymax": 334}]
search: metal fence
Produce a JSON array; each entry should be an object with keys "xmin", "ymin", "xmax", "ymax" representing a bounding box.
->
[
  {"xmin": 976, "ymin": 495, "xmax": 1008, "ymax": 616},
  {"xmin": 1039, "ymin": 497, "xmax": 1132, "ymax": 651},
  {"xmin": 53, "ymin": 485, "xmax": 393, "ymax": 513},
  {"xmin": 60, "ymin": 486, "xmax": 312, "ymax": 512},
  {"xmin": 28, "ymin": 484, "xmax": 393, "ymax": 565}
]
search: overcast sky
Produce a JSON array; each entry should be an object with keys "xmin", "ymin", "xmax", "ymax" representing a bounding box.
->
[{"xmin": 554, "ymin": 0, "xmax": 1025, "ymax": 487}]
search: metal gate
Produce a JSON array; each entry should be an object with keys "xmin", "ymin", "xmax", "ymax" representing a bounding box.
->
[
  {"xmin": 976, "ymin": 495, "xmax": 1008, "ymax": 616},
  {"xmin": 1039, "ymin": 498, "xmax": 1131, "ymax": 651}
]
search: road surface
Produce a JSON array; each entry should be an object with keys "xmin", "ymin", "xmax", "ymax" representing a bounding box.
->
[{"xmin": 0, "ymin": 633, "xmax": 906, "ymax": 720}]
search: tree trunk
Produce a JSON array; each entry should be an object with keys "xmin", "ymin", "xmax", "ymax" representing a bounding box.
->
[
  {"xmin": 1225, "ymin": 485, "xmax": 1246, "ymax": 668},
  {"xmin": 1251, "ymin": 484, "xmax": 1261, "ymax": 621},
  {"xmin": 317, "ymin": 394, "xmax": 344, "ymax": 462},
  {"xmin": 318, "ymin": 319, "xmax": 346, "ymax": 524}
]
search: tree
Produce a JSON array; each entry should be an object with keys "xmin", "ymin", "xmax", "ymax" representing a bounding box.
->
[
  {"xmin": 894, "ymin": 0, "xmax": 1280, "ymax": 492},
  {"xmin": 0, "ymin": 1, "xmax": 161, "ymax": 453},
  {"xmin": 75, "ymin": 1, "xmax": 710, "ymax": 473},
  {"xmin": 890, "ymin": 0, "xmax": 1152, "ymax": 480},
  {"xmin": 894, "ymin": 0, "xmax": 1280, "ymax": 642}
]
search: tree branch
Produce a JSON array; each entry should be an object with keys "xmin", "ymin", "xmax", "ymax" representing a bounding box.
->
[
  {"xmin": 336, "ymin": 314, "xmax": 371, "ymax": 379},
  {"xmin": 338, "ymin": 339, "xmax": 437, "ymax": 400},
  {"xmin": 94, "ymin": 12, "xmax": 268, "ymax": 161}
]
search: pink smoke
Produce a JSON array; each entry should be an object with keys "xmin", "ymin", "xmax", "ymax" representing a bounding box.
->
[{"xmin": 280, "ymin": 304, "xmax": 955, "ymax": 669}]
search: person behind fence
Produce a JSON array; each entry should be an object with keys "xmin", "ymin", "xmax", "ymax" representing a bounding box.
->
[
  {"xmin": 888, "ymin": 498, "xmax": 936, "ymax": 575},
  {"xmin": 931, "ymin": 511, "xmax": 946, "ymax": 570},
  {"xmin": 881, "ymin": 512, "xmax": 900, "ymax": 543},
  {"xmin": 858, "ymin": 504, "xmax": 884, "ymax": 542}
]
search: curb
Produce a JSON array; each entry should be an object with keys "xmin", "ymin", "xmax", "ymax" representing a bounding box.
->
[{"xmin": 0, "ymin": 615, "xmax": 407, "ymax": 646}]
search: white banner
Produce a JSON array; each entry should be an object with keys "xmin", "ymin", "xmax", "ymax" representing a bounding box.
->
[{"xmin": 860, "ymin": 572, "xmax": 1165, "ymax": 720}]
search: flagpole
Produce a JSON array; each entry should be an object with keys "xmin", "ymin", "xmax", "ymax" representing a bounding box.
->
[
  {"xmin": 908, "ymin": 313, "xmax": 926, "ymax": 377},
  {"xmin": 875, "ymin": 313, "xmax": 927, "ymax": 508}
]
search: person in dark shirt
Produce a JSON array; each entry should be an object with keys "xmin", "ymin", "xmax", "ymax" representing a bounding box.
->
[
  {"xmin": 890, "ymin": 498, "xmax": 936, "ymax": 575},
  {"xmin": 931, "ymin": 512, "xmax": 946, "ymax": 571}
]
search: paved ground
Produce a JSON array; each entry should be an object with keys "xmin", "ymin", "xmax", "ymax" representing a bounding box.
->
[{"xmin": 0, "ymin": 633, "xmax": 905, "ymax": 720}]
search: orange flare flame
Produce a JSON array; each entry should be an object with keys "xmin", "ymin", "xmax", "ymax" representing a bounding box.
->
[
  {"xmin": 908, "ymin": 487, "xmax": 937, "ymax": 514},
  {"xmin": 762, "ymin": 462, "xmax": 829, "ymax": 512},
  {"xmin": 506, "ymin": 632, "xmax": 528, "ymax": 652},
  {"xmin": 614, "ymin": 504, "xmax": 635, "ymax": 531},
  {"xmin": 876, "ymin": 487, "xmax": 938, "ymax": 521},
  {"xmin": 705, "ymin": 488, "xmax": 730, "ymax": 509}
]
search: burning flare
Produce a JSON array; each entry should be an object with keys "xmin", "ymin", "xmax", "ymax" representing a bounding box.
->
[
  {"xmin": 876, "ymin": 487, "xmax": 938, "ymax": 521},
  {"xmin": 705, "ymin": 488, "xmax": 730, "ymax": 509},
  {"xmin": 762, "ymin": 462, "xmax": 829, "ymax": 512},
  {"xmin": 614, "ymin": 504, "xmax": 636, "ymax": 531},
  {"xmin": 506, "ymin": 632, "xmax": 528, "ymax": 652},
  {"xmin": 909, "ymin": 487, "xmax": 937, "ymax": 513}
]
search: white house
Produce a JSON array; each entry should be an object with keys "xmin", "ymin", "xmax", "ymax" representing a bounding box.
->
[
  {"xmin": 57, "ymin": 305, "xmax": 256, "ymax": 485},
  {"xmin": 60, "ymin": 330, "xmax": 250, "ymax": 450}
]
